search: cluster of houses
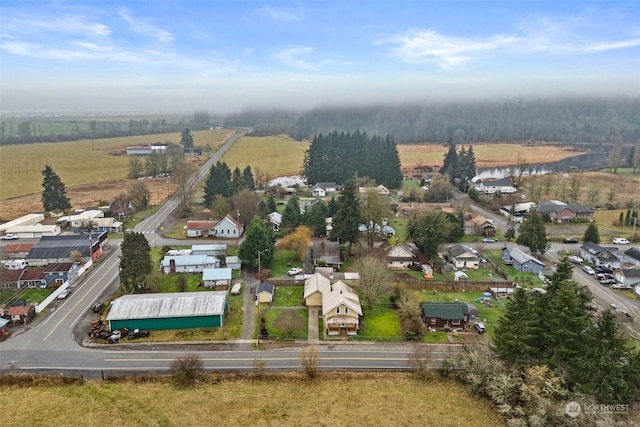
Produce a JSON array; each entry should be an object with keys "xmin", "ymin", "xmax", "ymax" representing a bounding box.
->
[
  {"xmin": 580, "ymin": 243, "xmax": 640, "ymax": 292},
  {"xmin": 0, "ymin": 210, "xmax": 123, "ymax": 240},
  {"xmin": 160, "ymin": 244, "xmax": 241, "ymax": 288}
]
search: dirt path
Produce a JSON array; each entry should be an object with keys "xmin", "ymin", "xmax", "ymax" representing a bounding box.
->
[{"xmin": 239, "ymin": 271, "xmax": 257, "ymax": 346}]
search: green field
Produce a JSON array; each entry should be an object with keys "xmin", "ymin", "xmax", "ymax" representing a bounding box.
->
[
  {"xmin": 263, "ymin": 307, "xmax": 309, "ymax": 339},
  {"xmin": 357, "ymin": 305, "xmax": 403, "ymax": 340},
  {"xmin": 0, "ymin": 129, "xmax": 231, "ymax": 200},
  {"xmin": 273, "ymin": 286, "xmax": 304, "ymax": 307},
  {"xmin": 221, "ymin": 135, "xmax": 309, "ymax": 178},
  {"xmin": 0, "ymin": 288, "xmax": 50, "ymax": 305},
  {"xmin": 2, "ymin": 374, "xmax": 505, "ymax": 427}
]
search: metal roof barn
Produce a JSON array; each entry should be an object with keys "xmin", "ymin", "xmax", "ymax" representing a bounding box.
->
[{"xmin": 107, "ymin": 291, "xmax": 227, "ymax": 331}]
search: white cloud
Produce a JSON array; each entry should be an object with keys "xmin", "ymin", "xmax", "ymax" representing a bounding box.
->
[
  {"xmin": 258, "ymin": 6, "xmax": 301, "ymax": 22},
  {"xmin": 275, "ymin": 46, "xmax": 319, "ymax": 70},
  {"xmin": 379, "ymin": 13, "xmax": 640, "ymax": 69},
  {"xmin": 118, "ymin": 9, "xmax": 174, "ymax": 43}
]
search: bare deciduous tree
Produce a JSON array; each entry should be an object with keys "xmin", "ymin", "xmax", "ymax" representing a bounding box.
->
[
  {"xmin": 355, "ymin": 254, "xmax": 390, "ymax": 305},
  {"xmin": 299, "ymin": 344, "xmax": 319, "ymax": 379},
  {"xmin": 275, "ymin": 310, "xmax": 305, "ymax": 337}
]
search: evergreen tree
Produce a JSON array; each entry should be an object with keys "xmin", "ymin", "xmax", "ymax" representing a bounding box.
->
[
  {"xmin": 41, "ymin": 164, "xmax": 71, "ymax": 212},
  {"xmin": 439, "ymin": 139, "xmax": 458, "ymax": 183},
  {"xmin": 572, "ymin": 309, "xmax": 640, "ymax": 403},
  {"xmin": 329, "ymin": 179, "xmax": 361, "ymax": 245},
  {"xmin": 625, "ymin": 209, "xmax": 631, "ymax": 226},
  {"xmin": 231, "ymin": 166, "xmax": 243, "ymax": 194},
  {"xmin": 203, "ymin": 161, "xmax": 232, "ymax": 202},
  {"xmin": 619, "ymin": 211, "xmax": 625, "ymax": 226},
  {"xmin": 582, "ymin": 222, "xmax": 600, "ymax": 244},
  {"xmin": 302, "ymin": 199, "xmax": 328, "ymax": 237},
  {"xmin": 493, "ymin": 288, "xmax": 540, "ymax": 366},
  {"xmin": 408, "ymin": 211, "xmax": 452, "ymax": 259},
  {"xmin": 238, "ymin": 217, "xmax": 273, "ymax": 270},
  {"xmin": 180, "ymin": 128, "xmax": 194, "ymax": 148},
  {"xmin": 466, "ymin": 145, "xmax": 477, "ymax": 178},
  {"xmin": 327, "ymin": 197, "xmax": 338, "ymax": 216},
  {"xmin": 119, "ymin": 232, "xmax": 153, "ymax": 292},
  {"xmin": 266, "ymin": 196, "xmax": 277, "ymax": 214},
  {"xmin": 516, "ymin": 209, "xmax": 549, "ymax": 256},
  {"xmin": 242, "ymin": 166, "xmax": 255, "ymax": 190},
  {"xmin": 281, "ymin": 196, "xmax": 301, "ymax": 233},
  {"xmin": 360, "ymin": 189, "xmax": 390, "ymax": 248}
]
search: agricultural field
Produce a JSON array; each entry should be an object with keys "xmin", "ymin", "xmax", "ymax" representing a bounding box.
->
[
  {"xmin": 2, "ymin": 373, "xmax": 505, "ymax": 427},
  {"xmin": 0, "ymin": 129, "xmax": 231, "ymax": 219},
  {"xmin": 221, "ymin": 135, "xmax": 309, "ymax": 178},
  {"xmin": 398, "ymin": 142, "xmax": 586, "ymax": 170}
]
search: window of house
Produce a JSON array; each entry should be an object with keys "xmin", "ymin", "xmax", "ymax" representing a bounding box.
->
[
  {"xmin": 336, "ymin": 307, "xmax": 340, "ymax": 314},
  {"xmin": 345, "ymin": 307, "xmax": 349, "ymax": 314},
  {"xmin": 430, "ymin": 318, "xmax": 436, "ymax": 324},
  {"xmin": 452, "ymin": 320, "xmax": 460, "ymax": 325}
]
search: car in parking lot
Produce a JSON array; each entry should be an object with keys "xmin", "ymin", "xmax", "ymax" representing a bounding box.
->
[
  {"xmin": 613, "ymin": 237, "xmax": 630, "ymax": 244},
  {"xmin": 594, "ymin": 266, "xmax": 613, "ymax": 274},
  {"xmin": 568, "ymin": 255, "xmax": 583, "ymax": 264},
  {"xmin": 0, "ymin": 234, "xmax": 18, "ymax": 240},
  {"xmin": 612, "ymin": 283, "xmax": 633, "ymax": 290},
  {"xmin": 599, "ymin": 278, "xmax": 616, "ymax": 286},
  {"xmin": 57, "ymin": 288, "xmax": 71, "ymax": 299},
  {"xmin": 582, "ymin": 265, "xmax": 595, "ymax": 275},
  {"xmin": 287, "ymin": 267, "xmax": 303, "ymax": 276},
  {"xmin": 474, "ymin": 322, "xmax": 486, "ymax": 333},
  {"xmin": 596, "ymin": 273, "xmax": 614, "ymax": 280},
  {"xmin": 563, "ymin": 237, "xmax": 579, "ymax": 244},
  {"xmin": 482, "ymin": 238, "xmax": 496, "ymax": 243}
]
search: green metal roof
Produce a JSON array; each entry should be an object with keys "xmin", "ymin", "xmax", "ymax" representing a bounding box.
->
[{"xmin": 421, "ymin": 302, "xmax": 469, "ymax": 320}]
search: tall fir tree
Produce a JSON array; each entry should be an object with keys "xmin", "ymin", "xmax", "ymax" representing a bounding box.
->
[
  {"xmin": 180, "ymin": 128, "xmax": 194, "ymax": 148},
  {"xmin": 281, "ymin": 196, "xmax": 301, "ymax": 233},
  {"xmin": 582, "ymin": 222, "xmax": 600, "ymax": 244},
  {"xmin": 242, "ymin": 166, "xmax": 255, "ymax": 190},
  {"xmin": 231, "ymin": 166, "xmax": 243, "ymax": 194},
  {"xmin": 329, "ymin": 179, "xmax": 361, "ymax": 245},
  {"xmin": 41, "ymin": 164, "xmax": 71, "ymax": 212},
  {"xmin": 493, "ymin": 288, "xmax": 541, "ymax": 366},
  {"xmin": 238, "ymin": 217, "xmax": 273, "ymax": 270},
  {"xmin": 119, "ymin": 232, "xmax": 153, "ymax": 292},
  {"xmin": 516, "ymin": 209, "xmax": 549, "ymax": 256},
  {"xmin": 440, "ymin": 139, "xmax": 458, "ymax": 183}
]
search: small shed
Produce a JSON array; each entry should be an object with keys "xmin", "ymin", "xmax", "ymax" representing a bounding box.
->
[
  {"xmin": 7, "ymin": 305, "xmax": 36, "ymax": 325},
  {"xmin": 225, "ymin": 256, "xmax": 241, "ymax": 271},
  {"xmin": 202, "ymin": 268, "xmax": 232, "ymax": 288},
  {"xmin": 256, "ymin": 282, "xmax": 275, "ymax": 303},
  {"xmin": 107, "ymin": 291, "xmax": 227, "ymax": 331}
]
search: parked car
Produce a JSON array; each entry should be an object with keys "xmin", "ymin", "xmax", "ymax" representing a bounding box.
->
[
  {"xmin": 600, "ymin": 278, "xmax": 616, "ymax": 286},
  {"xmin": 594, "ymin": 266, "xmax": 613, "ymax": 274},
  {"xmin": 482, "ymin": 238, "xmax": 496, "ymax": 243},
  {"xmin": 612, "ymin": 284, "xmax": 633, "ymax": 290},
  {"xmin": 474, "ymin": 322, "xmax": 486, "ymax": 333},
  {"xmin": 127, "ymin": 329, "xmax": 150, "ymax": 340},
  {"xmin": 91, "ymin": 302, "xmax": 105, "ymax": 314},
  {"xmin": 596, "ymin": 273, "xmax": 614, "ymax": 280},
  {"xmin": 57, "ymin": 289, "xmax": 71, "ymax": 299},
  {"xmin": 613, "ymin": 237, "xmax": 630, "ymax": 244},
  {"xmin": 568, "ymin": 256, "xmax": 583, "ymax": 264},
  {"xmin": 0, "ymin": 234, "xmax": 18, "ymax": 240},
  {"xmin": 287, "ymin": 267, "xmax": 303, "ymax": 276},
  {"xmin": 582, "ymin": 265, "xmax": 595, "ymax": 275},
  {"xmin": 563, "ymin": 237, "xmax": 579, "ymax": 244}
]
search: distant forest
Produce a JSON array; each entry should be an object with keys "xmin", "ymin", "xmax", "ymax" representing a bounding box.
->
[{"xmin": 224, "ymin": 97, "xmax": 640, "ymax": 145}]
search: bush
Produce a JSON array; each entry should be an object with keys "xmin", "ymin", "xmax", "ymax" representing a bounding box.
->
[
  {"xmin": 170, "ymin": 354, "xmax": 204, "ymax": 387},
  {"xmin": 299, "ymin": 344, "xmax": 319, "ymax": 379}
]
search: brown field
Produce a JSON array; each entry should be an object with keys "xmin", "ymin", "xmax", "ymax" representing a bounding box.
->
[
  {"xmin": 0, "ymin": 130, "xmax": 231, "ymax": 220},
  {"xmin": 398, "ymin": 142, "xmax": 587, "ymax": 169},
  {"xmin": 2, "ymin": 373, "xmax": 504, "ymax": 427}
]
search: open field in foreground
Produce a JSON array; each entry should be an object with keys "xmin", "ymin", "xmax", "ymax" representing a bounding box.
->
[{"xmin": 3, "ymin": 373, "xmax": 504, "ymax": 427}]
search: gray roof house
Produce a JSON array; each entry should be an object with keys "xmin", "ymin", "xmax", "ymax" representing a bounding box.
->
[
  {"xmin": 161, "ymin": 255, "xmax": 219, "ymax": 274},
  {"xmin": 624, "ymin": 247, "xmax": 640, "ymax": 267},
  {"xmin": 536, "ymin": 200, "xmax": 594, "ymax": 223},
  {"xmin": 202, "ymin": 268, "xmax": 232, "ymax": 288},
  {"xmin": 614, "ymin": 269, "xmax": 640, "ymax": 287},
  {"xmin": 580, "ymin": 242, "xmax": 622, "ymax": 268},
  {"xmin": 502, "ymin": 246, "xmax": 545, "ymax": 273},
  {"xmin": 312, "ymin": 240, "xmax": 342, "ymax": 270},
  {"xmin": 310, "ymin": 182, "xmax": 338, "ymax": 198},
  {"xmin": 447, "ymin": 244, "xmax": 480, "ymax": 270}
]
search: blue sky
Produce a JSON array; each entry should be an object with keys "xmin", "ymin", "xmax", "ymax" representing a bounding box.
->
[{"xmin": 1, "ymin": 1, "xmax": 639, "ymax": 114}]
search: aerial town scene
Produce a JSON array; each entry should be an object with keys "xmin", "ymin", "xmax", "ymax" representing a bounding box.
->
[{"xmin": 1, "ymin": 1, "xmax": 639, "ymax": 426}]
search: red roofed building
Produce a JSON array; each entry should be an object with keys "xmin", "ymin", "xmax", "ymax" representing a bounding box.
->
[
  {"xmin": 185, "ymin": 215, "xmax": 244, "ymax": 239},
  {"xmin": 185, "ymin": 221, "xmax": 217, "ymax": 238},
  {"xmin": 2, "ymin": 243, "xmax": 33, "ymax": 259},
  {"xmin": 7, "ymin": 305, "xmax": 36, "ymax": 324}
]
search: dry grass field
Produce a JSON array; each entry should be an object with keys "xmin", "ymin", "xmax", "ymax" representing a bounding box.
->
[
  {"xmin": 221, "ymin": 135, "xmax": 309, "ymax": 178},
  {"xmin": 398, "ymin": 142, "xmax": 586, "ymax": 170},
  {"xmin": 0, "ymin": 130, "xmax": 231, "ymax": 220},
  {"xmin": 3, "ymin": 373, "xmax": 504, "ymax": 427}
]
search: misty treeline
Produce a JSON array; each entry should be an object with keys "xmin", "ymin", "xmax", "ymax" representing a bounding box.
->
[
  {"xmin": 302, "ymin": 131, "xmax": 403, "ymax": 188},
  {"xmin": 225, "ymin": 97, "xmax": 640, "ymax": 145},
  {"xmin": 0, "ymin": 111, "xmax": 213, "ymax": 145}
]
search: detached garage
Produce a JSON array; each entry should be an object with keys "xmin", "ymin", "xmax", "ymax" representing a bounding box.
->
[{"xmin": 107, "ymin": 291, "xmax": 227, "ymax": 331}]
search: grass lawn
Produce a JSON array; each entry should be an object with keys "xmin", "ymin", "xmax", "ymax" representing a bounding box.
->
[
  {"xmin": 357, "ymin": 305, "xmax": 402, "ymax": 341},
  {"xmin": 388, "ymin": 218, "xmax": 408, "ymax": 242},
  {"xmin": 441, "ymin": 267, "xmax": 494, "ymax": 282},
  {"xmin": 0, "ymin": 288, "xmax": 50, "ymax": 305},
  {"xmin": 2, "ymin": 373, "xmax": 505, "ymax": 427},
  {"xmin": 126, "ymin": 293, "xmax": 244, "ymax": 342},
  {"xmin": 269, "ymin": 249, "xmax": 299, "ymax": 277},
  {"xmin": 273, "ymin": 286, "xmax": 304, "ymax": 307},
  {"xmin": 422, "ymin": 331, "xmax": 450, "ymax": 343},
  {"xmin": 397, "ymin": 270, "xmax": 446, "ymax": 281},
  {"xmin": 263, "ymin": 307, "xmax": 308, "ymax": 339}
]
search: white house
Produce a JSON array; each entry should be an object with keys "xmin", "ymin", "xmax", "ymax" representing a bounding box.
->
[
  {"xmin": 225, "ymin": 256, "xmax": 241, "ymax": 271},
  {"xmin": 267, "ymin": 212, "xmax": 282, "ymax": 232},
  {"xmin": 476, "ymin": 178, "xmax": 516, "ymax": 194},
  {"xmin": 310, "ymin": 182, "xmax": 338, "ymax": 198},
  {"xmin": 185, "ymin": 221, "xmax": 217, "ymax": 238},
  {"xmin": 624, "ymin": 247, "xmax": 640, "ymax": 267},
  {"xmin": 386, "ymin": 243, "xmax": 416, "ymax": 270},
  {"xmin": 615, "ymin": 269, "xmax": 640, "ymax": 288},
  {"xmin": 212, "ymin": 215, "xmax": 244, "ymax": 238},
  {"xmin": 191, "ymin": 244, "xmax": 227, "ymax": 257}
]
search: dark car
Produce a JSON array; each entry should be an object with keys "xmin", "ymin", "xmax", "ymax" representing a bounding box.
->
[
  {"xmin": 127, "ymin": 329, "xmax": 150, "ymax": 340},
  {"xmin": 600, "ymin": 278, "xmax": 616, "ymax": 285},
  {"xmin": 594, "ymin": 266, "xmax": 613, "ymax": 274},
  {"xmin": 563, "ymin": 238, "xmax": 579, "ymax": 244},
  {"xmin": 92, "ymin": 302, "xmax": 105, "ymax": 314}
]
